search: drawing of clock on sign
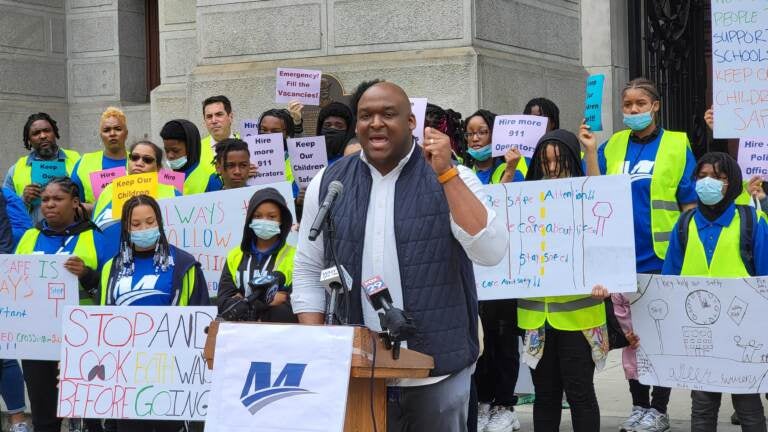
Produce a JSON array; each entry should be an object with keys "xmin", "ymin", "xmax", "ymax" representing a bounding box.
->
[{"xmin": 685, "ymin": 290, "xmax": 721, "ymax": 325}]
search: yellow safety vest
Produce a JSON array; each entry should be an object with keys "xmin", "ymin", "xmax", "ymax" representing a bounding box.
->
[
  {"xmin": 16, "ymin": 228, "xmax": 99, "ymax": 305},
  {"xmin": 75, "ymin": 151, "xmax": 127, "ymax": 203},
  {"xmin": 99, "ymin": 257, "xmax": 196, "ymax": 306},
  {"xmin": 518, "ymin": 295, "xmax": 606, "ymax": 331},
  {"xmin": 604, "ymin": 129, "xmax": 689, "ymax": 260},
  {"xmin": 490, "ymin": 157, "xmax": 529, "ymax": 184},
  {"xmin": 12, "ymin": 149, "xmax": 81, "ymax": 196},
  {"xmin": 680, "ymin": 210, "xmax": 750, "ymax": 277},
  {"xmin": 182, "ymin": 161, "xmax": 217, "ymax": 196},
  {"xmin": 93, "ymin": 181, "xmax": 178, "ymax": 223},
  {"xmin": 226, "ymin": 243, "xmax": 295, "ymax": 289},
  {"xmin": 201, "ymin": 132, "xmax": 240, "ymax": 166}
]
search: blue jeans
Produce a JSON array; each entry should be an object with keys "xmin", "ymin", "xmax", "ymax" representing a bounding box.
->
[{"xmin": 0, "ymin": 359, "xmax": 26, "ymax": 414}]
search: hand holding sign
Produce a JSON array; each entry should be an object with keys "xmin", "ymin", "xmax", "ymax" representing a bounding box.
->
[{"xmin": 491, "ymin": 115, "xmax": 549, "ymax": 158}]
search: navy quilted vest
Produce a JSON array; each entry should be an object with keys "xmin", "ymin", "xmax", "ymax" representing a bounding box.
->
[{"xmin": 319, "ymin": 149, "xmax": 479, "ymax": 376}]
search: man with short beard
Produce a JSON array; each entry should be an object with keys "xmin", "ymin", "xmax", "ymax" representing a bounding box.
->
[{"xmin": 4, "ymin": 113, "xmax": 80, "ymax": 223}]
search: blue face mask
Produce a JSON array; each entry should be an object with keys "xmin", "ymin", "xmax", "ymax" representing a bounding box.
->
[
  {"xmin": 250, "ymin": 219, "xmax": 281, "ymax": 240},
  {"xmin": 695, "ymin": 177, "xmax": 725, "ymax": 206},
  {"xmin": 168, "ymin": 156, "xmax": 187, "ymax": 170},
  {"xmin": 623, "ymin": 111, "xmax": 654, "ymax": 131},
  {"xmin": 467, "ymin": 145, "xmax": 492, "ymax": 162},
  {"xmin": 130, "ymin": 227, "xmax": 160, "ymax": 249}
]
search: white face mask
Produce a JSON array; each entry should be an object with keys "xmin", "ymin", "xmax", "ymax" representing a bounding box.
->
[
  {"xmin": 168, "ymin": 156, "xmax": 188, "ymax": 170},
  {"xmin": 250, "ymin": 219, "xmax": 281, "ymax": 240}
]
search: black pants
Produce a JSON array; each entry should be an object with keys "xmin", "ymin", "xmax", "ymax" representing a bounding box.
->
[
  {"xmin": 628, "ymin": 379, "xmax": 671, "ymax": 414},
  {"xmin": 475, "ymin": 300, "xmax": 520, "ymax": 407},
  {"xmin": 530, "ymin": 328, "xmax": 600, "ymax": 432},
  {"xmin": 114, "ymin": 420, "xmax": 184, "ymax": 432},
  {"xmin": 21, "ymin": 360, "xmax": 61, "ymax": 432}
]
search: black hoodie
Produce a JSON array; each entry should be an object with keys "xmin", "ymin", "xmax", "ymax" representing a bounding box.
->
[
  {"xmin": 160, "ymin": 119, "xmax": 203, "ymax": 172},
  {"xmin": 315, "ymin": 102, "xmax": 355, "ymax": 158}
]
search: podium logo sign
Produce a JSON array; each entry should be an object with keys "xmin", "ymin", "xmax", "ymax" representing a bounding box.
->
[{"xmin": 240, "ymin": 362, "xmax": 312, "ymax": 414}]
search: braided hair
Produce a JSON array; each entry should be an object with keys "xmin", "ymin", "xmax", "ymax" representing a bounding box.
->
[
  {"xmin": 213, "ymin": 138, "xmax": 249, "ymax": 166},
  {"xmin": 523, "ymin": 98, "xmax": 560, "ymax": 130},
  {"xmin": 526, "ymin": 130, "xmax": 584, "ymax": 181},
  {"xmin": 114, "ymin": 195, "xmax": 174, "ymax": 278},
  {"xmin": 622, "ymin": 78, "xmax": 660, "ymax": 102},
  {"xmin": 257, "ymin": 109, "xmax": 297, "ymax": 139},
  {"xmin": 42, "ymin": 177, "xmax": 87, "ymax": 222},
  {"xmin": 23, "ymin": 113, "xmax": 60, "ymax": 150},
  {"xmin": 425, "ymin": 103, "xmax": 465, "ymax": 158}
]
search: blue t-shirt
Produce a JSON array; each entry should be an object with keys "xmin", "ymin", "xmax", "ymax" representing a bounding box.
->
[
  {"xmin": 598, "ymin": 129, "xmax": 698, "ymax": 272},
  {"xmin": 663, "ymin": 204, "xmax": 768, "ymax": 276},
  {"xmin": 71, "ymin": 155, "xmax": 126, "ymax": 202},
  {"xmin": 473, "ymin": 159, "xmax": 525, "ymax": 185},
  {"xmin": 112, "ymin": 249, "xmax": 177, "ymax": 306}
]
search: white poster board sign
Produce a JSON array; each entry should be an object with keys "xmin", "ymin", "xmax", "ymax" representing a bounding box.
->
[
  {"xmin": 409, "ymin": 97, "xmax": 427, "ymax": 146},
  {"xmin": 57, "ymin": 306, "xmax": 216, "ymax": 419},
  {"xmin": 0, "ymin": 254, "xmax": 78, "ymax": 360},
  {"xmin": 159, "ymin": 184, "xmax": 295, "ymax": 297},
  {"xmin": 474, "ymin": 176, "xmax": 636, "ymax": 300},
  {"xmin": 286, "ymin": 136, "xmax": 328, "ymax": 188},
  {"xmin": 633, "ymin": 275, "xmax": 768, "ymax": 393},
  {"xmin": 738, "ymin": 137, "xmax": 768, "ymax": 180},
  {"xmin": 246, "ymin": 133, "xmax": 286, "ymax": 186},
  {"xmin": 240, "ymin": 119, "xmax": 259, "ymax": 139},
  {"xmin": 491, "ymin": 115, "xmax": 549, "ymax": 158},
  {"xmin": 205, "ymin": 323, "xmax": 354, "ymax": 432},
  {"xmin": 275, "ymin": 68, "xmax": 322, "ymax": 106}
]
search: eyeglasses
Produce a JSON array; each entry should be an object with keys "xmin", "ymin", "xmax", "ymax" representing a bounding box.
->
[
  {"xmin": 464, "ymin": 130, "xmax": 490, "ymax": 138},
  {"xmin": 129, "ymin": 154, "xmax": 156, "ymax": 164}
]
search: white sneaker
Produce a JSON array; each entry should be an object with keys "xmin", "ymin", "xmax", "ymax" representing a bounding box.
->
[
  {"xmin": 11, "ymin": 423, "xmax": 29, "ymax": 432},
  {"xmin": 634, "ymin": 408, "xmax": 670, "ymax": 432},
  {"xmin": 477, "ymin": 403, "xmax": 492, "ymax": 432},
  {"xmin": 620, "ymin": 406, "xmax": 648, "ymax": 432},
  {"xmin": 485, "ymin": 405, "xmax": 521, "ymax": 432}
]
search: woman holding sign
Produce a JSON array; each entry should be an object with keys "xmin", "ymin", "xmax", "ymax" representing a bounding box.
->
[
  {"xmin": 15, "ymin": 177, "xmax": 110, "ymax": 432},
  {"xmin": 258, "ymin": 107, "xmax": 303, "ymax": 198},
  {"xmin": 464, "ymin": 109, "xmax": 526, "ymax": 185},
  {"xmin": 160, "ymin": 119, "xmax": 222, "ymax": 195},
  {"xmin": 663, "ymin": 152, "xmax": 768, "ymax": 431},
  {"xmin": 580, "ymin": 78, "xmax": 698, "ymax": 432}
]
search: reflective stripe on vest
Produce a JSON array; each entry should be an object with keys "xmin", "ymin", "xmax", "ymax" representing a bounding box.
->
[
  {"xmin": 680, "ymin": 210, "xmax": 750, "ymax": 277},
  {"xmin": 12, "ymin": 149, "xmax": 81, "ymax": 196},
  {"xmin": 603, "ymin": 129, "xmax": 689, "ymax": 259},
  {"xmin": 517, "ymin": 295, "xmax": 606, "ymax": 331},
  {"xmin": 226, "ymin": 243, "xmax": 296, "ymax": 290},
  {"xmin": 17, "ymin": 228, "xmax": 98, "ymax": 305}
]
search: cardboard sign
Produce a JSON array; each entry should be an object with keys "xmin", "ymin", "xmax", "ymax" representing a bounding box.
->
[
  {"xmin": 240, "ymin": 119, "xmax": 259, "ymax": 139},
  {"xmin": 57, "ymin": 306, "xmax": 216, "ymax": 420},
  {"xmin": 31, "ymin": 160, "xmax": 66, "ymax": 186},
  {"xmin": 410, "ymin": 97, "xmax": 428, "ymax": 146},
  {"xmin": 89, "ymin": 167, "xmax": 126, "ymax": 201},
  {"xmin": 286, "ymin": 136, "xmax": 328, "ymax": 188},
  {"xmin": 158, "ymin": 168, "xmax": 185, "ymax": 193},
  {"xmin": 738, "ymin": 137, "xmax": 768, "ymax": 180},
  {"xmin": 0, "ymin": 254, "xmax": 78, "ymax": 360},
  {"xmin": 275, "ymin": 68, "xmax": 322, "ymax": 106},
  {"xmin": 245, "ymin": 133, "xmax": 286, "ymax": 186},
  {"xmin": 491, "ymin": 115, "xmax": 549, "ymax": 158},
  {"xmin": 112, "ymin": 173, "xmax": 159, "ymax": 217},
  {"xmin": 584, "ymin": 74, "xmax": 605, "ymax": 132}
]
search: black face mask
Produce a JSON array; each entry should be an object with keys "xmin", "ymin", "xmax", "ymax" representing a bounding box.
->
[{"xmin": 322, "ymin": 127, "xmax": 348, "ymax": 156}]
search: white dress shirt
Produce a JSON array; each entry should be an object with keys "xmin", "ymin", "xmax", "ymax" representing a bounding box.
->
[{"xmin": 292, "ymin": 144, "xmax": 508, "ymax": 386}]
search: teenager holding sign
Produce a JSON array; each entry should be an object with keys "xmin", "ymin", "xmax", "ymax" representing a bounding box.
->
[
  {"xmin": 160, "ymin": 119, "xmax": 222, "ymax": 194},
  {"xmin": 258, "ymin": 106, "xmax": 303, "ymax": 198},
  {"xmin": 464, "ymin": 109, "xmax": 526, "ymax": 185}
]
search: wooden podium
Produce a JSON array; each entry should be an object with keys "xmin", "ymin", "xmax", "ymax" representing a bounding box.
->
[{"xmin": 203, "ymin": 321, "xmax": 434, "ymax": 432}]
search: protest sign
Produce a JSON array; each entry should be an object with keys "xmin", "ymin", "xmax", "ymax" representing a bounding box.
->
[
  {"xmin": 245, "ymin": 133, "xmax": 286, "ymax": 186},
  {"xmin": 737, "ymin": 137, "xmax": 768, "ymax": 179},
  {"xmin": 112, "ymin": 173, "xmax": 158, "ymax": 217},
  {"xmin": 633, "ymin": 274, "xmax": 768, "ymax": 393},
  {"xmin": 57, "ymin": 305, "xmax": 216, "ymax": 420},
  {"xmin": 584, "ymin": 74, "xmax": 605, "ymax": 132},
  {"xmin": 158, "ymin": 183, "xmax": 295, "ymax": 297},
  {"xmin": 409, "ymin": 97, "xmax": 428, "ymax": 146},
  {"xmin": 286, "ymin": 136, "xmax": 327, "ymax": 188},
  {"xmin": 473, "ymin": 175, "xmax": 636, "ymax": 300},
  {"xmin": 90, "ymin": 167, "xmax": 126, "ymax": 200},
  {"xmin": 31, "ymin": 160, "xmax": 66, "ymax": 186},
  {"xmin": 711, "ymin": 2, "xmax": 768, "ymax": 138},
  {"xmin": 0, "ymin": 254, "xmax": 78, "ymax": 360},
  {"xmin": 275, "ymin": 68, "xmax": 321, "ymax": 106},
  {"xmin": 491, "ymin": 115, "xmax": 549, "ymax": 158},
  {"xmin": 205, "ymin": 323, "xmax": 353, "ymax": 432},
  {"xmin": 158, "ymin": 168, "xmax": 185, "ymax": 193},
  {"xmin": 240, "ymin": 119, "xmax": 259, "ymax": 139}
]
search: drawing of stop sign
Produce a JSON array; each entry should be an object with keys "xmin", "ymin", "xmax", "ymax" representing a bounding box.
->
[{"xmin": 592, "ymin": 202, "xmax": 613, "ymax": 236}]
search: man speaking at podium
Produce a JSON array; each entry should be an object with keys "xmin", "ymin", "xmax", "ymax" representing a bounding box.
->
[{"xmin": 292, "ymin": 80, "xmax": 507, "ymax": 432}]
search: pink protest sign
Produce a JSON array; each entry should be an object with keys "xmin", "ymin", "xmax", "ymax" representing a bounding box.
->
[
  {"xmin": 738, "ymin": 138, "xmax": 768, "ymax": 180},
  {"xmin": 158, "ymin": 168, "xmax": 185, "ymax": 193},
  {"xmin": 89, "ymin": 167, "xmax": 126, "ymax": 200},
  {"xmin": 275, "ymin": 68, "xmax": 322, "ymax": 106},
  {"xmin": 491, "ymin": 115, "xmax": 549, "ymax": 158}
]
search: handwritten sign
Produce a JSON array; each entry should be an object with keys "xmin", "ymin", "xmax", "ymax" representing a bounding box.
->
[
  {"xmin": 90, "ymin": 167, "xmax": 126, "ymax": 200},
  {"xmin": 245, "ymin": 133, "xmax": 286, "ymax": 186},
  {"xmin": 409, "ymin": 97, "xmax": 428, "ymax": 146},
  {"xmin": 57, "ymin": 305, "xmax": 216, "ymax": 420},
  {"xmin": 491, "ymin": 115, "xmax": 549, "ymax": 158},
  {"xmin": 286, "ymin": 136, "xmax": 328, "ymax": 188},
  {"xmin": 584, "ymin": 74, "xmax": 605, "ymax": 132},
  {"xmin": 275, "ymin": 68, "xmax": 321, "ymax": 106},
  {"xmin": 738, "ymin": 137, "xmax": 768, "ymax": 179},
  {"xmin": 112, "ymin": 173, "xmax": 159, "ymax": 217},
  {"xmin": 0, "ymin": 254, "xmax": 78, "ymax": 360},
  {"xmin": 633, "ymin": 275, "xmax": 768, "ymax": 393},
  {"xmin": 240, "ymin": 119, "xmax": 258, "ymax": 139},
  {"xmin": 158, "ymin": 184, "xmax": 295, "ymax": 297},
  {"xmin": 205, "ymin": 323, "xmax": 353, "ymax": 432},
  {"xmin": 31, "ymin": 160, "xmax": 66, "ymax": 186},
  {"xmin": 711, "ymin": 2, "xmax": 768, "ymax": 138},
  {"xmin": 158, "ymin": 169, "xmax": 185, "ymax": 193},
  {"xmin": 473, "ymin": 175, "xmax": 636, "ymax": 300}
]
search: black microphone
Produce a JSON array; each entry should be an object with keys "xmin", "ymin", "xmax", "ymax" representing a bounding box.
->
[
  {"xmin": 361, "ymin": 276, "xmax": 394, "ymax": 311},
  {"xmin": 362, "ymin": 276, "xmax": 417, "ymax": 359},
  {"xmin": 309, "ymin": 181, "xmax": 343, "ymax": 241}
]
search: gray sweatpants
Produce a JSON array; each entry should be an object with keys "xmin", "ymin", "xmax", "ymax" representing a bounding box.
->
[{"xmin": 387, "ymin": 366, "xmax": 472, "ymax": 432}]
